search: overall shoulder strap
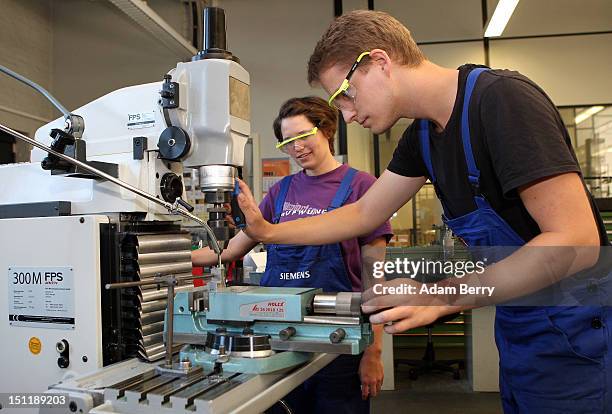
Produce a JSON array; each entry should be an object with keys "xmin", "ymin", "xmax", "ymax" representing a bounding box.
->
[
  {"xmin": 460, "ymin": 67, "xmax": 488, "ymax": 192},
  {"xmin": 419, "ymin": 119, "xmax": 436, "ymax": 182},
  {"xmin": 329, "ymin": 167, "xmax": 358, "ymax": 210},
  {"xmin": 273, "ymin": 175, "xmax": 294, "ymax": 224}
]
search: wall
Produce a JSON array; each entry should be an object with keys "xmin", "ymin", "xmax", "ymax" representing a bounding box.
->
[
  {"xmin": 51, "ymin": 0, "xmax": 192, "ymax": 111},
  {"xmin": 216, "ymin": 0, "xmax": 334, "ymax": 161},
  {"xmin": 0, "ymin": 0, "xmax": 54, "ymax": 159}
]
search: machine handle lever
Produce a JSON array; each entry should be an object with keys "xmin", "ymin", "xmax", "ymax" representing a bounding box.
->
[
  {"xmin": 231, "ymin": 180, "xmax": 247, "ymax": 229},
  {"xmin": 176, "ymin": 197, "xmax": 195, "ymax": 212}
]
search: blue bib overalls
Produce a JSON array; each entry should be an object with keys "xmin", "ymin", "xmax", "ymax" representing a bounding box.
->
[
  {"xmin": 261, "ymin": 167, "xmax": 357, "ymax": 292},
  {"xmin": 420, "ymin": 68, "xmax": 611, "ymax": 413},
  {"xmin": 262, "ymin": 167, "xmax": 369, "ymax": 414}
]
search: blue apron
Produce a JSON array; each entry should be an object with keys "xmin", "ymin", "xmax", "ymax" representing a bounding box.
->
[
  {"xmin": 261, "ymin": 167, "xmax": 357, "ymax": 292},
  {"xmin": 262, "ymin": 167, "xmax": 369, "ymax": 414},
  {"xmin": 420, "ymin": 67, "xmax": 611, "ymax": 413}
]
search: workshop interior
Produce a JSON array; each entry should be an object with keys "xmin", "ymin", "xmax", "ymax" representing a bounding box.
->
[{"xmin": 0, "ymin": 1, "xmax": 611, "ymax": 413}]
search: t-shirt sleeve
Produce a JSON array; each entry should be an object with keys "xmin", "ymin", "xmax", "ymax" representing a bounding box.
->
[
  {"xmin": 386, "ymin": 124, "xmax": 429, "ymax": 178},
  {"xmin": 350, "ymin": 171, "xmax": 394, "ymax": 246},
  {"xmin": 481, "ymin": 76, "xmax": 581, "ymax": 197}
]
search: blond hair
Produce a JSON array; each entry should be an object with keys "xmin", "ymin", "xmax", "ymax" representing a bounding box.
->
[{"xmin": 307, "ymin": 10, "xmax": 425, "ymax": 85}]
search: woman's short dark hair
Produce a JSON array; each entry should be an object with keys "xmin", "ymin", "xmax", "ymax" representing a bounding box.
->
[{"xmin": 273, "ymin": 96, "xmax": 338, "ymax": 155}]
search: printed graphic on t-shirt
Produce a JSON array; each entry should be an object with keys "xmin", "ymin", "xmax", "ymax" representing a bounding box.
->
[{"xmin": 281, "ymin": 201, "xmax": 327, "ymax": 218}]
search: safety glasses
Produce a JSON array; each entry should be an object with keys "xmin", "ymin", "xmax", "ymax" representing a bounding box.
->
[
  {"xmin": 275, "ymin": 126, "xmax": 318, "ymax": 154},
  {"xmin": 327, "ymin": 51, "xmax": 370, "ymax": 110}
]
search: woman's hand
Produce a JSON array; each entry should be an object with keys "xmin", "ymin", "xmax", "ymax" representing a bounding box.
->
[
  {"xmin": 359, "ymin": 346, "xmax": 384, "ymax": 399},
  {"xmin": 236, "ymin": 179, "xmax": 273, "ymax": 242}
]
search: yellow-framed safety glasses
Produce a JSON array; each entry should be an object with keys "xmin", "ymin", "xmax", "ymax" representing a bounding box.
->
[
  {"xmin": 327, "ymin": 51, "xmax": 370, "ymax": 110},
  {"xmin": 275, "ymin": 126, "xmax": 318, "ymax": 153}
]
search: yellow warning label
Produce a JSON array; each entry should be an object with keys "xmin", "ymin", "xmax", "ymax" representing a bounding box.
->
[{"xmin": 28, "ymin": 337, "xmax": 42, "ymax": 355}]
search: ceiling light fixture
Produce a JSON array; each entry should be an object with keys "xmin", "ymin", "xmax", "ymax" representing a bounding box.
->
[
  {"xmin": 484, "ymin": 0, "xmax": 520, "ymax": 37},
  {"xmin": 575, "ymin": 106, "xmax": 605, "ymax": 125}
]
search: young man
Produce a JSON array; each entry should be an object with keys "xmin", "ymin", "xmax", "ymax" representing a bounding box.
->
[{"xmin": 237, "ymin": 10, "xmax": 611, "ymax": 414}]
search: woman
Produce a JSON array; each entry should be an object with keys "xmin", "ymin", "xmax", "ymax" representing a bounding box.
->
[{"xmin": 192, "ymin": 96, "xmax": 391, "ymax": 414}]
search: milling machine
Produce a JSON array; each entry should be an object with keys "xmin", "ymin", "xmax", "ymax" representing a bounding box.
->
[{"xmin": 0, "ymin": 7, "xmax": 372, "ymax": 414}]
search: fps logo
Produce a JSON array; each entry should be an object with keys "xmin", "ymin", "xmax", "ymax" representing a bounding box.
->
[{"xmin": 12, "ymin": 271, "xmax": 64, "ymax": 285}]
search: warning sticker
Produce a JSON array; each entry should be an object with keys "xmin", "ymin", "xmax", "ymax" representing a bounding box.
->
[
  {"xmin": 8, "ymin": 267, "xmax": 75, "ymax": 330},
  {"xmin": 28, "ymin": 337, "xmax": 42, "ymax": 354}
]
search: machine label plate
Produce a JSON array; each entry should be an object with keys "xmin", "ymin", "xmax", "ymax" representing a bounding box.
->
[
  {"xmin": 240, "ymin": 299, "xmax": 287, "ymax": 319},
  {"xmin": 127, "ymin": 111, "xmax": 155, "ymax": 129},
  {"xmin": 7, "ymin": 267, "xmax": 75, "ymax": 330}
]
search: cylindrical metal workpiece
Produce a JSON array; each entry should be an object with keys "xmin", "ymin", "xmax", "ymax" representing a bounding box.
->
[
  {"xmin": 199, "ymin": 165, "xmax": 237, "ymax": 192},
  {"xmin": 137, "ymin": 250, "xmax": 192, "ymax": 265},
  {"xmin": 313, "ymin": 292, "xmax": 361, "ymax": 316},
  {"xmin": 312, "ymin": 294, "xmax": 336, "ymax": 314},
  {"xmin": 136, "ymin": 234, "xmax": 191, "ymax": 254}
]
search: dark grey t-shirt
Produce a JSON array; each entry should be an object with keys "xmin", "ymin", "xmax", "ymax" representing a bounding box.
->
[{"xmin": 387, "ymin": 64, "xmax": 607, "ymax": 244}]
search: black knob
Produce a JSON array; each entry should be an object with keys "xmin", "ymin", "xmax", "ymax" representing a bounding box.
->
[
  {"xmin": 56, "ymin": 339, "xmax": 68, "ymax": 353},
  {"xmin": 41, "ymin": 158, "xmax": 51, "ymax": 170},
  {"xmin": 242, "ymin": 327, "xmax": 254, "ymax": 335},
  {"xmin": 329, "ymin": 328, "xmax": 346, "ymax": 344},
  {"xmin": 160, "ymin": 173, "xmax": 184, "ymax": 203},
  {"xmin": 279, "ymin": 327, "xmax": 296, "ymax": 341},
  {"xmin": 157, "ymin": 126, "xmax": 190, "ymax": 161},
  {"xmin": 57, "ymin": 356, "xmax": 69, "ymax": 369},
  {"xmin": 215, "ymin": 327, "xmax": 227, "ymax": 334}
]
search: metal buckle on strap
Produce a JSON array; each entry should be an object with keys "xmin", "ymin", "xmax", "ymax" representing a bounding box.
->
[
  {"xmin": 470, "ymin": 182, "xmax": 482, "ymax": 196},
  {"xmin": 468, "ymin": 176, "xmax": 481, "ymax": 196}
]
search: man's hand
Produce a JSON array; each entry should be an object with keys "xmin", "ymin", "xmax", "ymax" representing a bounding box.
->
[
  {"xmin": 236, "ymin": 179, "xmax": 273, "ymax": 242},
  {"xmin": 359, "ymin": 346, "xmax": 384, "ymax": 399},
  {"xmin": 360, "ymin": 278, "xmax": 453, "ymax": 333},
  {"xmin": 362, "ymin": 305, "xmax": 458, "ymax": 334}
]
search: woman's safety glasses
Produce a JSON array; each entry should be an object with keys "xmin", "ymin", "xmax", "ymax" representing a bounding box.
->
[
  {"xmin": 327, "ymin": 51, "xmax": 370, "ymax": 110},
  {"xmin": 275, "ymin": 126, "xmax": 318, "ymax": 154}
]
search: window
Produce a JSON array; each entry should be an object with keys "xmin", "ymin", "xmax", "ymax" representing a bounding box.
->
[{"xmin": 559, "ymin": 105, "xmax": 612, "ymax": 198}]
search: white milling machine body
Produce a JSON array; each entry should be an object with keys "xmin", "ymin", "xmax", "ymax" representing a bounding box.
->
[{"xmin": 0, "ymin": 6, "xmax": 250, "ymax": 405}]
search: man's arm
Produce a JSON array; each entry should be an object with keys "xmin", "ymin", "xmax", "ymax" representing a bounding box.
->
[
  {"xmin": 363, "ymin": 172, "xmax": 601, "ymax": 332},
  {"xmin": 191, "ymin": 231, "xmax": 258, "ymax": 267},
  {"xmin": 520, "ymin": 172, "xmax": 600, "ymax": 247},
  {"xmin": 237, "ymin": 171, "xmax": 426, "ymax": 244},
  {"xmin": 451, "ymin": 172, "xmax": 599, "ymax": 302}
]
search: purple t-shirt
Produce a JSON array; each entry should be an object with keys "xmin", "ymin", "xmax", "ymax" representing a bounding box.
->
[{"xmin": 259, "ymin": 164, "xmax": 393, "ymax": 291}]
